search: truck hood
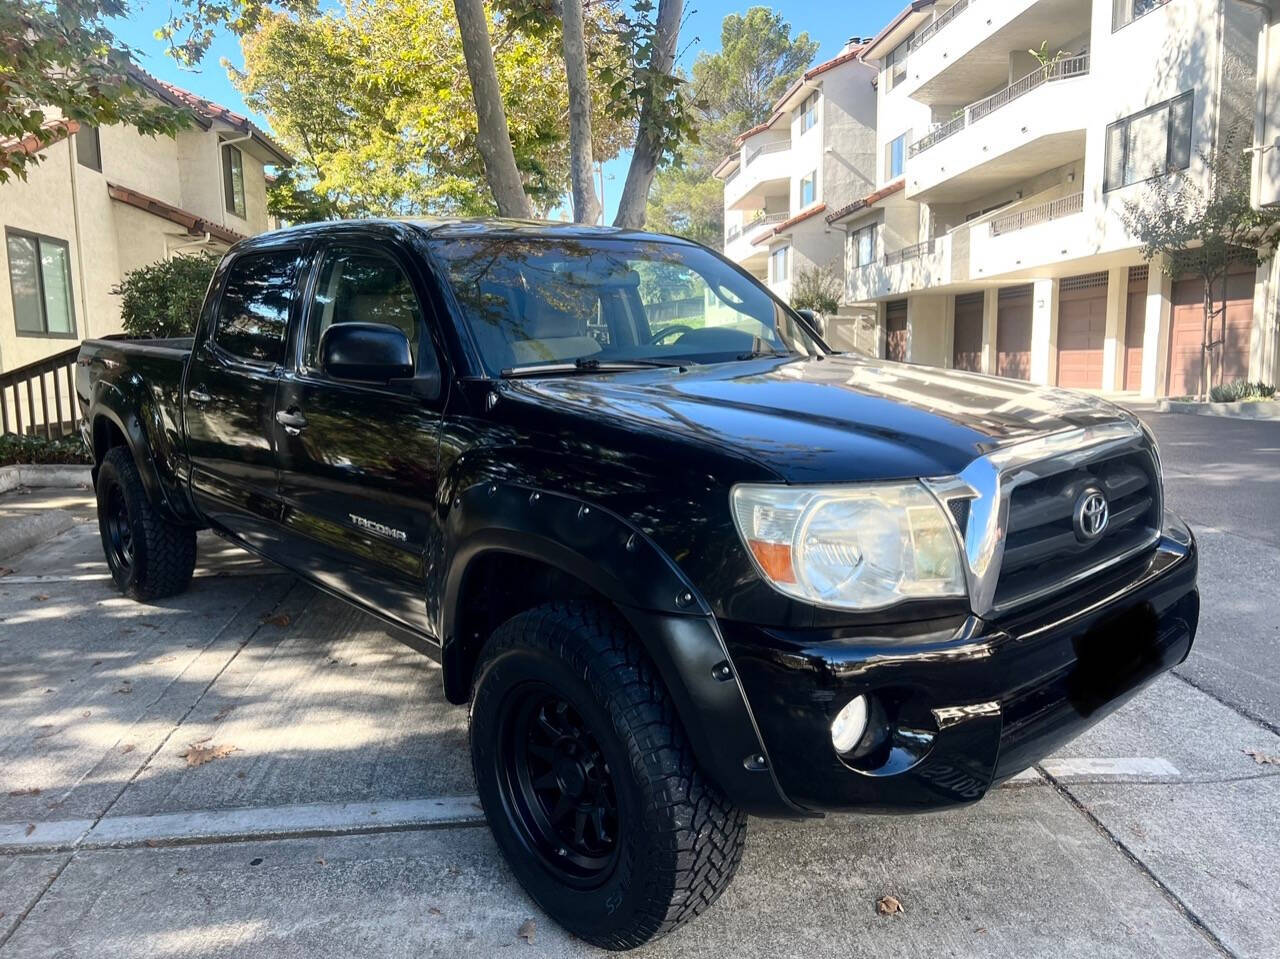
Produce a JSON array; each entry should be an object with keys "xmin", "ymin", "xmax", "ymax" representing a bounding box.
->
[{"xmin": 501, "ymin": 354, "xmax": 1138, "ymax": 484}]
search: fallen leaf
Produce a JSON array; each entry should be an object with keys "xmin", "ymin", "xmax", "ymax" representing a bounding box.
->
[
  {"xmin": 33, "ymin": 726, "xmax": 59, "ymax": 740},
  {"xmin": 91, "ymin": 660, "xmax": 102, "ymax": 666},
  {"xmin": 8, "ymin": 787, "xmax": 40, "ymax": 797},
  {"xmin": 0, "ymin": 566, "xmax": 13, "ymax": 577},
  {"xmin": 212, "ymin": 705, "xmax": 236, "ymax": 722},
  {"xmin": 145, "ymin": 839, "xmax": 160, "ymax": 848},
  {"xmin": 114, "ymin": 684, "xmax": 132, "ymax": 695},
  {"xmin": 517, "ymin": 919, "xmax": 537, "ymax": 943},
  {"xmin": 315, "ymin": 857, "xmax": 327, "ymax": 865},
  {"xmin": 876, "ymin": 895, "xmax": 904, "ymax": 917},
  {"xmin": 120, "ymin": 743, "xmax": 136, "ymax": 754},
  {"xmin": 428, "ymin": 906, "xmax": 443, "ymax": 916},
  {"xmin": 180, "ymin": 742, "xmax": 237, "ymax": 767},
  {"xmin": 260, "ymin": 612, "xmax": 291, "ymax": 628},
  {"xmin": 32, "ymin": 594, "xmax": 49, "ymax": 602},
  {"xmin": 1244, "ymin": 749, "xmax": 1280, "ymax": 765},
  {"xmin": 24, "ymin": 824, "xmax": 35, "ymax": 836},
  {"xmin": 81, "ymin": 710, "xmax": 91, "ymax": 718}
]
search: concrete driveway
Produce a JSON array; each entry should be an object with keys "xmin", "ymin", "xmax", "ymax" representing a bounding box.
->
[{"xmin": 0, "ymin": 409, "xmax": 1277, "ymax": 958}]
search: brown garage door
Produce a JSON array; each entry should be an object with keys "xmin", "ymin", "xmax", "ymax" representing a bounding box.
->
[
  {"xmin": 953, "ymin": 293, "xmax": 984, "ymax": 372},
  {"xmin": 996, "ymin": 285, "xmax": 1032, "ymax": 380},
  {"xmin": 1166, "ymin": 268, "xmax": 1255, "ymax": 396},
  {"xmin": 886, "ymin": 300, "xmax": 908, "ymax": 362},
  {"xmin": 1123, "ymin": 265, "xmax": 1148, "ymax": 391},
  {"xmin": 1056, "ymin": 271, "xmax": 1108, "ymax": 389}
]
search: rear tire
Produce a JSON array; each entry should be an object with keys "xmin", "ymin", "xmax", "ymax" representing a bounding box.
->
[
  {"xmin": 469, "ymin": 601, "xmax": 746, "ymax": 950},
  {"xmin": 96, "ymin": 446, "xmax": 196, "ymax": 601}
]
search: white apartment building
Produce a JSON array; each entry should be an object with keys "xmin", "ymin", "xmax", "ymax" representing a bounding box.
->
[
  {"xmin": 0, "ymin": 73, "xmax": 290, "ymax": 375},
  {"xmin": 713, "ymin": 41, "xmax": 878, "ymax": 307},
  {"xmin": 836, "ymin": 0, "xmax": 1277, "ymax": 398},
  {"xmin": 1245, "ymin": 0, "xmax": 1279, "ymax": 209}
]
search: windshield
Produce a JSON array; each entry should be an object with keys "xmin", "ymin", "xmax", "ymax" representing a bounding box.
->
[{"xmin": 430, "ymin": 235, "xmax": 822, "ymax": 375}]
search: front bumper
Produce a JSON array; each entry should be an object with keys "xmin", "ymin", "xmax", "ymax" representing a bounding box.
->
[{"xmin": 721, "ymin": 513, "xmax": 1199, "ymax": 815}]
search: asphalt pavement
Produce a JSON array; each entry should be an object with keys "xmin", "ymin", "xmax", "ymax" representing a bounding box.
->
[{"xmin": 0, "ymin": 408, "xmax": 1276, "ymax": 958}]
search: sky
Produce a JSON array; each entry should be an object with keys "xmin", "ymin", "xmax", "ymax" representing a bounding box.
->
[{"xmin": 109, "ymin": 0, "xmax": 905, "ymax": 222}]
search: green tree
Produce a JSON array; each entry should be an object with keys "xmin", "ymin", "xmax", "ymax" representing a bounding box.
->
[
  {"xmin": 113, "ymin": 253, "xmax": 219, "ymax": 338},
  {"xmin": 230, "ymin": 0, "xmax": 633, "ymax": 220},
  {"xmin": 647, "ymin": 8, "xmax": 818, "ymax": 245},
  {"xmin": 0, "ymin": 0, "xmax": 192, "ymax": 182},
  {"xmin": 1123, "ymin": 147, "xmax": 1280, "ymax": 398},
  {"xmin": 790, "ymin": 260, "xmax": 843, "ymax": 315}
]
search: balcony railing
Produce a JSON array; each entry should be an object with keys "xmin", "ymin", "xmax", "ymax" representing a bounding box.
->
[
  {"xmin": 743, "ymin": 139, "xmax": 789, "ymax": 168},
  {"xmin": 884, "ymin": 238, "xmax": 937, "ymax": 266},
  {"xmin": 725, "ymin": 211, "xmax": 790, "ymax": 245},
  {"xmin": 908, "ymin": 52, "xmax": 1090, "ymax": 156},
  {"xmin": 988, "ymin": 192, "xmax": 1084, "ymax": 236},
  {"xmin": 908, "ymin": 0, "xmax": 970, "ymax": 52},
  {"xmin": 1, "ymin": 344, "xmax": 81, "ymax": 438},
  {"xmin": 726, "ymin": 224, "xmax": 742, "ymax": 243},
  {"xmin": 967, "ymin": 52, "xmax": 1090, "ymax": 123}
]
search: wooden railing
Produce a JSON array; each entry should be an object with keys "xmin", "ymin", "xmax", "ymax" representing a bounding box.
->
[
  {"xmin": 989, "ymin": 192, "xmax": 1085, "ymax": 236},
  {"xmin": 0, "ymin": 344, "xmax": 82, "ymax": 438}
]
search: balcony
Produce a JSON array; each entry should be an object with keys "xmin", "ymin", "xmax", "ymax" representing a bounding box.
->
[
  {"xmin": 724, "ymin": 138, "xmax": 791, "ymax": 210},
  {"xmin": 905, "ymin": 55, "xmax": 1090, "ymax": 203},
  {"xmin": 846, "ymin": 235, "xmax": 952, "ymax": 302},
  {"xmin": 900, "ymin": 0, "xmax": 1091, "ymax": 105},
  {"xmin": 723, "ymin": 211, "xmax": 789, "ymax": 265},
  {"xmin": 967, "ymin": 190, "xmax": 1090, "ymax": 279}
]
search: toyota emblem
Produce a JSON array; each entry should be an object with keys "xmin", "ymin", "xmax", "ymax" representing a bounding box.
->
[{"xmin": 1073, "ymin": 488, "xmax": 1110, "ymax": 542}]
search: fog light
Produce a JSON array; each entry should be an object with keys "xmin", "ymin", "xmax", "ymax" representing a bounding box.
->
[{"xmin": 830, "ymin": 695, "xmax": 869, "ymax": 754}]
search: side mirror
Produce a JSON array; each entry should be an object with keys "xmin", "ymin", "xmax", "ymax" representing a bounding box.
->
[
  {"xmin": 796, "ymin": 308, "xmax": 825, "ymax": 339},
  {"xmin": 319, "ymin": 322, "xmax": 414, "ymax": 383}
]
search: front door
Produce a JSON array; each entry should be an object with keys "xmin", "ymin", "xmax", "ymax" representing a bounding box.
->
[
  {"xmin": 273, "ymin": 239, "xmax": 446, "ymax": 636},
  {"xmin": 184, "ymin": 245, "xmax": 306, "ymax": 552}
]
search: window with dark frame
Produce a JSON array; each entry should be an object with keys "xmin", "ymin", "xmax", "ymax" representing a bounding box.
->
[
  {"xmin": 75, "ymin": 126, "xmax": 102, "ymax": 172},
  {"xmin": 800, "ymin": 91, "xmax": 820, "ymax": 133},
  {"xmin": 1103, "ymin": 91, "xmax": 1193, "ymax": 192},
  {"xmin": 851, "ymin": 225, "xmax": 876, "ymax": 267},
  {"xmin": 5, "ymin": 229, "xmax": 75, "ymax": 337},
  {"xmin": 222, "ymin": 143, "xmax": 247, "ymax": 218},
  {"xmin": 886, "ymin": 33, "xmax": 913, "ymax": 90},
  {"xmin": 1113, "ymin": 0, "xmax": 1173, "ymax": 31},
  {"xmin": 213, "ymin": 249, "xmax": 298, "ymax": 364}
]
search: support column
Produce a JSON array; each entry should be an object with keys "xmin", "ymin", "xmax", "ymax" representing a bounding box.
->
[
  {"xmin": 1140, "ymin": 257, "xmax": 1172, "ymax": 398},
  {"xmin": 875, "ymin": 301, "xmax": 888, "ymax": 359},
  {"xmin": 981, "ymin": 289, "xmax": 998, "ymax": 374},
  {"xmin": 1030, "ymin": 278, "xmax": 1058, "ymax": 386},
  {"xmin": 1101, "ymin": 267, "xmax": 1128, "ymax": 393},
  {"xmin": 906, "ymin": 295, "xmax": 948, "ymax": 367}
]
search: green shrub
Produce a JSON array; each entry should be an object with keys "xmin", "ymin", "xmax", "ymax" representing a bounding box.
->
[
  {"xmin": 1208, "ymin": 380, "xmax": 1278, "ymax": 402},
  {"xmin": 0, "ymin": 433, "xmax": 92, "ymax": 466},
  {"xmin": 113, "ymin": 253, "xmax": 220, "ymax": 339}
]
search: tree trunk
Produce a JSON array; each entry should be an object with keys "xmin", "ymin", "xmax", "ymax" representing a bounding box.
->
[
  {"xmin": 613, "ymin": 0, "xmax": 683, "ymax": 229},
  {"xmin": 453, "ymin": 0, "xmax": 531, "ymax": 218},
  {"xmin": 561, "ymin": 0, "xmax": 602, "ymax": 224},
  {"xmin": 1200, "ymin": 280, "xmax": 1212, "ymax": 400}
]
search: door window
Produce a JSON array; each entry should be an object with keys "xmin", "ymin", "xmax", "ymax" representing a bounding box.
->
[
  {"xmin": 213, "ymin": 249, "xmax": 298, "ymax": 365},
  {"xmin": 304, "ymin": 247, "xmax": 426, "ymax": 374}
]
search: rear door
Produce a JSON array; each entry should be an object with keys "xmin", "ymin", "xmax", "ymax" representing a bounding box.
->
[
  {"xmin": 184, "ymin": 244, "xmax": 306, "ymax": 552},
  {"xmin": 272, "ymin": 237, "xmax": 447, "ymax": 635}
]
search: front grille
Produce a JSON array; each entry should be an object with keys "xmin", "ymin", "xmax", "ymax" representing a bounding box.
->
[{"xmin": 994, "ymin": 449, "xmax": 1161, "ymax": 610}]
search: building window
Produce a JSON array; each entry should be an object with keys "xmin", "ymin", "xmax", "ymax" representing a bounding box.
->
[
  {"xmin": 800, "ymin": 91, "xmax": 820, "ymax": 133},
  {"xmin": 887, "ymin": 133, "xmax": 907, "ymax": 180},
  {"xmin": 770, "ymin": 245, "xmax": 790, "ymax": 283},
  {"xmin": 1104, "ymin": 91, "xmax": 1193, "ymax": 191},
  {"xmin": 800, "ymin": 171, "xmax": 816, "ymax": 207},
  {"xmin": 223, "ymin": 144, "xmax": 247, "ymax": 218},
  {"xmin": 1113, "ymin": 0, "xmax": 1172, "ymax": 31},
  {"xmin": 886, "ymin": 34, "xmax": 913, "ymax": 90},
  {"xmin": 6, "ymin": 229, "xmax": 75, "ymax": 337},
  {"xmin": 75, "ymin": 126, "xmax": 101, "ymax": 172},
  {"xmin": 851, "ymin": 225, "xmax": 876, "ymax": 267}
]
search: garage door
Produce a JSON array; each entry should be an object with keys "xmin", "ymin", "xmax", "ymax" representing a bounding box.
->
[
  {"xmin": 1123, "ymin": 266, "xmax": 1148, "ymax": 392},
  {"xmin": 886, "ymin": 300, "xmax": 908, "ymax": 362},
  {"xmin": 953, "ymin": 293, "xmax": 984, "ymax": 372},
  {"xmin": 1166, "ymin": 268, "xmax": 1255, "ymax": 396},
  {"xmin": 1056, "ymin": 271, "xmax": 1108, "ymax": 389},
  {"xmin": 996, "ymin": 285, "xmax": 1032, "ymax": 380}
]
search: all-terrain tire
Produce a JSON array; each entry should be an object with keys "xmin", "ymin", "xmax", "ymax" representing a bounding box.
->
[
  {"xmin": 96, "ymin": 446, "xmax": 197, "ymax": 601},
  {"xmin": 469, "ymin": 601, "xmax": 747, "ymax": 951}
]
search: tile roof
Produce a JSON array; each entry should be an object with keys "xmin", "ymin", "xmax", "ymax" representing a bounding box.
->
[
  {"xmin": 1, "ymin": 119, "xmax": 80, "ymax": 159},
  {"xmin": 107, "ymin": 182, "xmax": 245, "ymax": 245},
  {"xmin": 825, "ymin": 179, "xmax": 906, "ymax": 223},
  {"xmin": 750, "ymin": 203, "xmax": 828, "ymax": 245},
  {"xmin": 731, "ymin": 43, "xmax": 871, "ymax": 148}
]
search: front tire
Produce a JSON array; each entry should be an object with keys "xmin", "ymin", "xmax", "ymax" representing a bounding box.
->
[
  {"xmin": 470, "ymin": 601, "xmax": 746, "ymax": 950},
  {"xmin": 96, "ymin": 446, "xmax": 196, "ymax": 601}
]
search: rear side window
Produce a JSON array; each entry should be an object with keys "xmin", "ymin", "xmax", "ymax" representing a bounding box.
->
[{"xmin": 214, "ymin": 250, "xmax": 298, "ymax": 365}]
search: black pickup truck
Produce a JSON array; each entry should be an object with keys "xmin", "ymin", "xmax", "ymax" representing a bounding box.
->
[{"xmin": 77, "ymin": 219, "xmax": 1198, "ymax": 949}]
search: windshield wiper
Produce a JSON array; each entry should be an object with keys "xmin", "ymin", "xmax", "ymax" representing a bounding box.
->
[
  {"xmin": 736, "ymin": 350, "xmax": 792, "ymax": 360},
  {"xmin": 500, "ymin": 357, "xmax": 689, "ymax": 378}
]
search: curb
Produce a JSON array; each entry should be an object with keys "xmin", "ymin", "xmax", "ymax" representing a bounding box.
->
[
  {"xmin": 0, "ymin": 463, "xmax": 93, "ymax": 494},
  {"xmin": 0, "ymin": 508, "xmax": 77, "ymax": 562},
  {"xmin": 1157, "ymin": 399, "xmax": 1280, "ymax": 420}
]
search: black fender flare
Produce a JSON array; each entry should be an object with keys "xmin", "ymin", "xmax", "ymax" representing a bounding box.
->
[
  {"xmin": 89, "ymin": 380, "xmax": 197, "ymax": 526},
  {"xmin": 439, "ymin": 480, "xmax": 810, "ymax": 818}
]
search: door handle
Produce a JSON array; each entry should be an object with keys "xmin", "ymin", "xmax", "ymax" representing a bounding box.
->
[
  {"xmin": 275, "ymin": 408, "xmax": 308, "ymax": 435},
  {"xmin": 188, "ymin": 388, "xmax": 212, "ymax": 404}
]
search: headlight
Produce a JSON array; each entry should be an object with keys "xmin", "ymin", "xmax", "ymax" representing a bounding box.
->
[{"xmin": 730, "ymin": 482, "xmax": 967, "ymax": 610}]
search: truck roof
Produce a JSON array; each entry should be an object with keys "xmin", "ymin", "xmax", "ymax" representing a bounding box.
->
[{"xmin": 247, "ymin": 217, "xmax": 692, "ymax": 247}]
